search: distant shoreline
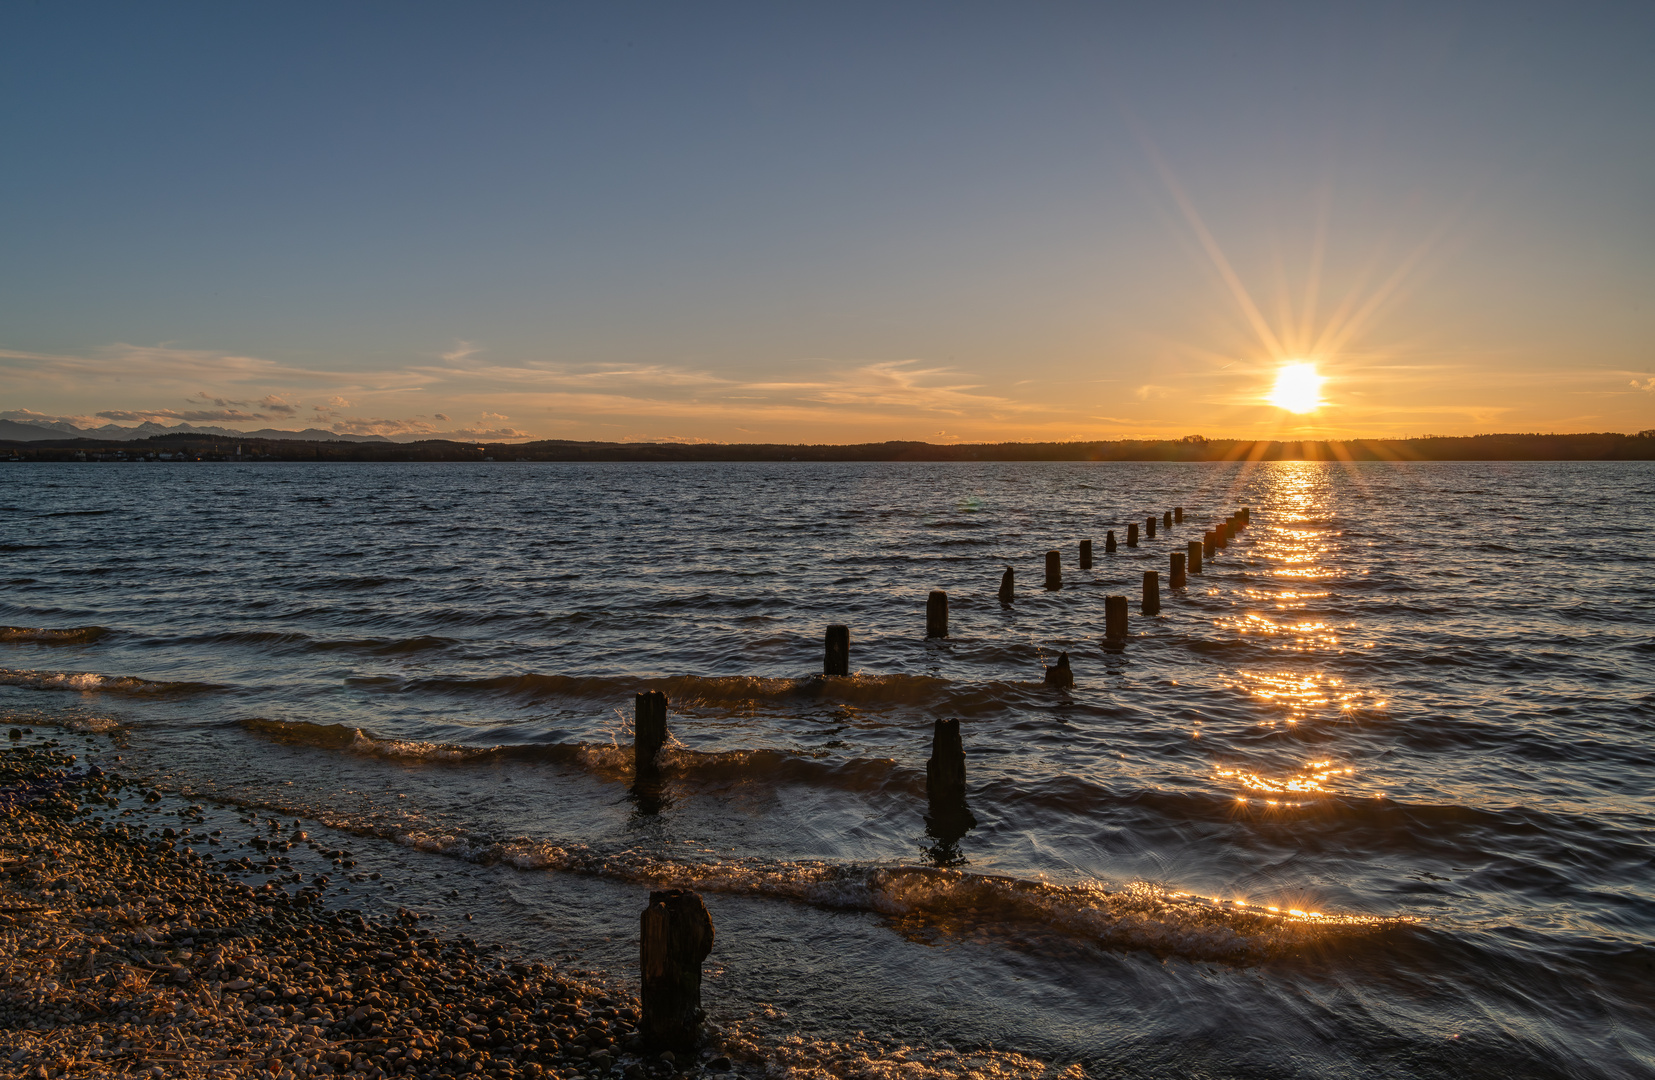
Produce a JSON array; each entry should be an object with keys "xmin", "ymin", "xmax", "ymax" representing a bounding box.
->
[{"xmin": 4, "ymin": 432, "xmax": 1654, "ymax": 462}]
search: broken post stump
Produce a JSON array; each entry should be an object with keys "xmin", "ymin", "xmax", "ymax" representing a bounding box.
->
[
  {"xmin": 635, "ymin": 691, "xmax": 668, "ymax": 777},
  {"xmin": 640, "ymin": 889, "xmax": 715, "ymax": 1054},
  {"xmin": 1044, "ymin": 650, "xmax": 1074, "ymax": 687},
  {"xmin": 1127, "ymin": 522, "xmax": 1139, "ymax": 547},
  {"xmin": 998, "ymin": 566, "xmax": 1015, "ymax": 604},
  {"xmin": 1104, "ymin": 595, "xmax": 1128, "ymax": 643},
  {"xmin": 824, "ymin": 624, "xmax": 850, "ymax": 676},
  {"xmin": 1170, "ymin": 551, "xmax": 1186, "ymax": 589},
  {"xmin": 926, "ymin": 590, "xmax": 949, "ymax": 638},
  {"xmin": 1142, "ymin": 570, "xmax": 1160, "ymax": 615},
  {"xmin": 925, "ymin": 718, "xmax": 976, "ymax": 834},
  {"xmin": 1188, "ymin": 539, "xmax": 1203, "ymax": 574},
  {"xmin": 1079, "ymin": 539, "xmax": 1092, "ymax": 569},
  {"xmin": 1106, "ymin": 530, "xmax": 1117, "ymax": 553},
  {"xmin": 1045, "ymin": 550, "xmax": 1061, "ymax": 591}
]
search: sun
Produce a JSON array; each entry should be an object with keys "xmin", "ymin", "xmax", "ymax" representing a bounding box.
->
[{"xmin": 1266, "ymin": 362, "xmax": 1324, "ymax": 413}]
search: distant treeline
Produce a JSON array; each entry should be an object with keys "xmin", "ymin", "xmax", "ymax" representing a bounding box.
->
[{"xmin": 5, "ymin": 431, "xmax": 1654, "ymax": 462}]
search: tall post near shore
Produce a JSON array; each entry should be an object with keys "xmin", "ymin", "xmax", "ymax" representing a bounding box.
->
[
  {"xmin": 1045, "ymin": 550, "xmax": 1061, "ymax": 591},
  {"xmin": 1170, "ymin": 551, "xmax": 1186, "ymax": 589},
  {"xmin": 926, "ymin": 591, "xmax": 948, "ymax": 638},
  {"xmin": 1079, "ymin": 539, "xmax": 1092, "ymax": 569},
  {"xmin": 1104, "ymin": 595, "xmax": 1128, "ymax": 643},
  {"xmin": 1127, "ymin": 523, "xmax": 1139, "ymax": 547},
  {"xmin": 998, "ymin": 567, "xmax": 1015, "ymax": 605},
  {"xmin": 635, "ymin": 691, "xmax": 668, "ymax": 777},
  {"xmin": 1106, "ymin": 530, "xmax": 1117, "ymax": 553},
  {"xmin": 1146, "ymin": 516, "xmax": 1157, "ymax": 539},
  {"xmin": 1188, "ymin": 539, "xmax": 1203, "ymax": 575},
  {"xmin": 824, "ymin": 625, "xmax": 850, "ymax": 676},
  {"xmin": 640, "ymin": 889, "xmax": 715, "ymax": 1054},
  {"xmin": 925, "ymin": 718, "xmax": 976, "ymax": 835},
  {"xmin": 1142, "ymin": 570, "xmax": 1160, "ymax": 615}
]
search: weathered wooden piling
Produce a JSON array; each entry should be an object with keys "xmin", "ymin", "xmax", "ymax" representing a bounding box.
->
[
  {"xmin": 1127, "ymin": 522, "xmax": 1139, "ymax": 547},
  {"xmin": 1242, "ymin": 506, "xmax": 1251, "ymax": 524},
  {"xmin": 640, "ymin": 888, "xmax": 715, "ymax": 1054},
  {"xmin": 1204, "ymin": 530, "xmax": 1217, "ymax": 558},
  {"xmin": 1175, "ymin": 506, "xmax": 1184, "ymax": 524},
  {"xmin": 1187, "ymin": 539, "xmax": 1202, "ymax": 574},
  {"xmin": 1044, "ymin": 651, "xmax": 1074, "ymax": 688},
  {"xmin": 1104, "ymin": 595, "xmax": 1128, "ymax": 643},
  {"xmin": 926, "ymin": 590, "xmax": 948, "ymax": 638},
  {"xmin": 998, "ymin": 566, "xmax": 1015, "ymax": 604},
  {"xmin": 1163, "ymin": 511, "xmax": 1172, "ymax": 530},
  {"xmin": 1146, "ymin": 516, "xmax": 1157, "ymax": 540},
  {"xmin": 1142, "ymin": 570, "xmax": 1160, "ymax": 615},
  {"xmin": 1079, "ymin": 539, "xmax": 1092, "ymax": 569},
  {"xmin": 1106, "ymin": 530, "xmax": 1117, "ymax": 553},
  {"xmin": 635, "ymin": 691, "xmax": 668, "ymax": 777},
  {"xmin": 1045, "ymin": 550, "xmax": 1061, "ymax": 591},
  {"xmin": 926, "ymin": 718, "xmax": 976, "ymax": 833},
  {"xmin": 1224, "ymin": 519, "xmax": 1237, "ymax": 542},
  {"xmin": 1214, "ymin": 524, "xmax": 1228, "ymax": 549},
  {"xmin": 1170, "ymin": 551, "xmax": 1186, "ymax": 589},
  {"xmin": 824, "ymin": 624, "xmax": 850, "ymax": 676}
]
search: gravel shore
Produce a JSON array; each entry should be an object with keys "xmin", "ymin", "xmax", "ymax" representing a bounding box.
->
[{"xmin": 0, "ymin": 741, "xmax": 738, "ymax": 1080}]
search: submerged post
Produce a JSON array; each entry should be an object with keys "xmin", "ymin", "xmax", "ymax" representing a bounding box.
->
[
  {"xmin": 1163, "ymin": 511, "xmax": 1172, "ymax": 530},
  {"xmin": 1106, "ymin": 530, "xmax": 1117, "ymax": 553},
  {"xmin": 1045, "ymin": 550, "xmax": 1061, "ymax": 591},
  {"xmin": 1170, "ymin": 551, "xmax": 1186, "ymax": 589},
  {"xmin": 635, "ymin": 691, "xmax": 668, "ymax": 777},
  {"xmin": 926, "ymin": 718, "xmax": 976, "ymax": 834},
  {"xmin": 640, "ymin": 889, "xmax": 715, "ymax": 1054},
  {"xmin": 1142, "ymin": 570, "xmax": 1160, "ymax": 615},
  {"xmin": 1174, "ymin": 506, "xmax": 1184, "ymax": 524},
  {"xmin": 1104, "ymin": 595, "xmax": 1128, "ymax": 643},
  {"xmin": 1127, "ymin": 522, "xmax": 1139, "ymax": 547},
  {"xmin": 1043, "ymin": 651, "xmax": 1074, "ymax": 688},
  {"xmin": 1079, "ymin": 539, "xmax": 1092, "ymax": 569},
  {"xmin": 1188, "ymin": 539, "xmax": 1203, "ymax": 575},
  {"xmin": 1146, "ymin": 516, "xmax": 1157, "ymax": 540},
  {"xmin": 998, "ymin": 566, "xmax": 1015, "ymax": 604},
  {"xmin": 926, "ymin": 591, "xmax": 948, "ymax": 638},
  {"xmin": 824, "ymin": 624, "xmax": 850, "ymax": 676}
]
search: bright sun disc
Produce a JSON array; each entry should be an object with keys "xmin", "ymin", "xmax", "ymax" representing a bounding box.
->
[{"xmin": 1267, "ymin": 362, "xmax": 1324, "ymax": 413}]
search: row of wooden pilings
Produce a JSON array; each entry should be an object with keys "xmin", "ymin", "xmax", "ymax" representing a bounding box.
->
[{"xmin": 630, "ymin": 504, "xmax": 1252, "ymax": 1056}]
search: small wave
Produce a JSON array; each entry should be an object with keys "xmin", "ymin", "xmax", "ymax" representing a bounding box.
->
[
  {"xmin": 0, "ymin": 668, "xmax": 219, "ymax": 696},
  {"xmin": 395, "ymin": 671, "xmax": 956, "ymax": 711},
  {"xmin": 40, "ymin": 509, "xmax": 117, "ymax": 517},
  {"xmin": 0, "ymin": 626, "xmax": 109, "ymax": 645}
]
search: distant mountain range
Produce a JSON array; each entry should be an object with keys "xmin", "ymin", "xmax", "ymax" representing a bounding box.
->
[{"xmin": 0, "ymin": 418, "xmax": 394, "ymax": 443}]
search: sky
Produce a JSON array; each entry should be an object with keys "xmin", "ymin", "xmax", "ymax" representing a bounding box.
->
[{"xmin": 2, "ymin": 1, "xmax": 1652, "ymax": 444}]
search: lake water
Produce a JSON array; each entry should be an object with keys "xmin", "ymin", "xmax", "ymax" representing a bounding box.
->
[{"xmin": 3, "ymin": 460, "xmax": 1652, "ymax": 1078}]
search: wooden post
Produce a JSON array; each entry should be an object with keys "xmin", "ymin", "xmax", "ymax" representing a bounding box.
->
[
  {"xmin": 1104, "ymin": 595, "xmax": 1128, "ymax": 643},
  {"xmin": 1242, "ymin": 506, "xmax": 1251, "ymax": 524},
  {"xmin": 1127, "ymin": 522, "xmax": 1139, "ymax": 547},
  {"xmin": 1079, "ymin": 539, "xmax": 1092, "ymax": 569},
  {"xmin": 640, "ymin": 889, "xmax": 715, "ymax": 1054},
  {"xmin": 1106, "ymin": 530, "xmax": 1117, "ymax": 553},
  {"xmin": 1170, "ymin": 551, "xmax": 1186, "ymax": 589},
  {"xmin": 1214, "ymin": 524, "xmax": 1228, "ymax": 549},
  {"xmin": 1045, "ymin": 550, "xmax": 1061, "ymax": 591},
  {"xmin": 1204, "ymin": 530, "xmax": 1217, "ymax": 558},
  {"xmin": 1224, "ymin": 519, "xmax": 1237, "ymax": 542},
  {"xmin": 998, "ymin": 566, "xmax": 1014, "ymax": 604},
  {"xmin": 824, "ymin": 624, "xmax": 849, "ymax": 676},
  {"xmin": 1146, "ymin": 516, "xmax": 1156, "ymax": 540},
  {"xmin": 925, "ymin": 590, "xmax": 948, "ymax": 638},
  {"xmin": 1163, "ymin": 511, "xmax": 1172, "ymax": 530},
  {"xmin": 635, "ymin": 691, "xmax": 668, "ymax": 777},
  {"xmin": 1043, "ymin": 651, "xmax": 1073, "ymax": 687},
  {"xmin": 1174, "ymin": 506, "xmax": 1184, "ymax": 524},
  {"xmin": 1187, "ymin": 539, "xmax": 1202, "ymax": 574},
  {"xmin": 925, "ymin": 718, "xmax": 976, "ymax": 833},
  {"xmin": 1142, "ymin": 570, "xmax": 1160, "ymax": 615}
]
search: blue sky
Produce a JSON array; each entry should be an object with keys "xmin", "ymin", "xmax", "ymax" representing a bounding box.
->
[{"xmin": 2, "ymin": 2, "xmax": 1651, "ymax": 441}]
